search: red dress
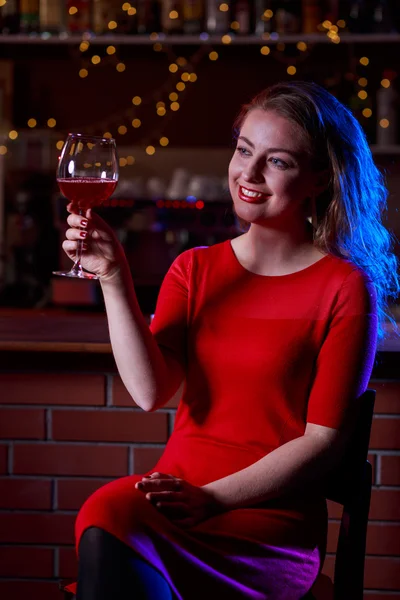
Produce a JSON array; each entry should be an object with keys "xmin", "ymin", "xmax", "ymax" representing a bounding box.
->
[{"xmin": 74, "ymin": 240, "xmax": 377, "ymax": 599}]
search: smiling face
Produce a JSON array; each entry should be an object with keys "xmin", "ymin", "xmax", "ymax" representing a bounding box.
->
[{"xmin": 229, "ymin": 108, "xmax": 321, "ymax": 229}]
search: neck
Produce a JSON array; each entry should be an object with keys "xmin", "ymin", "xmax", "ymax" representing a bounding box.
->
[{"xmin": 243, "ymin": 220, "xmax": 315, "ymax": 266}]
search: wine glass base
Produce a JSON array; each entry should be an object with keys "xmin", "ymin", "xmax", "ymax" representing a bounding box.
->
[{"xmin": 52, "ymin": 270, "xmax": 99, "ymax": 280}]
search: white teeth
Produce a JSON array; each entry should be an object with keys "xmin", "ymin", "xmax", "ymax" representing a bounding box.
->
[{"xmin": 240, "ymin": 186, "xmax": 263, "ymax": 198}]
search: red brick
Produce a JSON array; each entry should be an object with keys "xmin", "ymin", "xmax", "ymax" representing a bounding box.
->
[
  {"xmin": 364, "ymin": 556, "xmax": 400, "ymax": 589},
  {"xmin": 0, "ymin": 444, "xmax": 7, "ymax": 473},
  {"xmin": 370, "ymin": 418, "xmax": 400, "ymax": 450},
  {"xmin": 368, "ymin": 453, "xmax": 376, "ymax": 485},
  {"xmin": 372, "ymin": 381, "xmax": 400, "ymax": 414},
  {"xmin": 364, "ymin": 594, "xmax": 400, "ymax": 600},
  {"xmin": 57, "ymin": 478, "xmax": 113, "ymax": 510},
  {"xmin": 328, "ymin": 520, "xmax": 400, "ymax": 556},
  {"xmin": 0, "ymin": 546, "xmax": 53, "ymax": 577},
  {"xmin": 366, "ymin": 522, "xmax": 400, "ymax": 555},
  {"xmin": 370, "ymin": 489, "xmax": 400, "ymax": 521},
  {"xmin": 52, "ymin": 409, "xmax": 168, "ymax": 443},
  {"xmin": 0, "ymin": 581, "xmax": 60, "ymax": 600},
  {"xmin": 327, "ymin": 499, "xmax": 342, "ymax": 519},
  {"xmin": 0, "ymin": 373, "xmax": 105, "ymax": 406},
  {"xmin": 0, "ymin": 477, "xmax": 52, "ymax": 509},
  {"xmin": 59, "ymin": 546, "xmax": 78, "ymax": 579},
  {"xmin": 321, "ymin": 555, "xmax": 335, "ymax": 579},
  {"xmin": 112, "ymin": 377, "xmax": 138, "ymax": 407},
  {"xmin": 0, "ymin": 408, "xmax": 45, "ymax": 440},
  {"xmin": 133, "ymin": 447, "xmax": 164, "ymax": 473},
  {"xmin": 113, "ymin": 376, "xmax": 181, "ymax": 409},
  {"xmin": 14, "ymin": 443, "xmax": 129, "ymax": 477},
  {"xmin": 0, "ymin": 513, "xmax": 75, "ymax": 544},
  {"xmin": 327, "ymin": 521, "xmax": 340, "ymax": 553},
  {"xmin": 381, "ymin": 455, "xmax": 400, "ymax": 485}
]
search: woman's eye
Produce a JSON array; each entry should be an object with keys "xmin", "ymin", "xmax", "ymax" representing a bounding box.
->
[
  {"xmin": 236, "ymin": 146, "xmax": 250, "ymax": 156},
  {"xmin": 269, "ymin": 157, "xmax": 289, "ymax": 169}
]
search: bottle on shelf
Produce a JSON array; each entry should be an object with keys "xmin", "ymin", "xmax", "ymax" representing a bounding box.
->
[
  {"xmin": 182, "ymin": 0, "xmax": 204, "ymax": 34},
  {"xmin": 322, "ymin": 0, "xmax": 340, "ymax": 26},
  {"xmin": 67, "ymin": 0, "xmax": 91, "ymax": 34},
  {"xmin": 230, "ymin": 0, "xmax": 254, "ymax": 36},
  {"xmin": 372, "ymin": 0, "xmax": 394, "ymax": 33},
  {"xmin": 92, "ymin": 0, "xmax": 134, "ymax": 35},
  {"xmin": 20, "ymin": 0, "xmax": 40, "ymax": 34},
  {"xmin": 301, "ymin": 0, "xmax": 321, "ymax": 33},
  {"xmin": 92, "ymin": 0, "xmax": 106, "ymax": 34},
  {"xmin": 205, "ymin": 0, "xmax": 230, "ymax": 34},
  {"xmin": 161, "ymin": 0, "xmax": 184, "ymax": 34},
  {"xmin": 275, "ymin": 0, "xmax": 301, "ymax": 33},
  {"xmin": 136, "ymin": 0, "xmax": 162, "ymax": 34},
  {"xmin": 1, "ymin": 0, "xmax": 20, "ymax": 34},
  {"xmin": 254, "ymin": 0, "xmax": 276, "ymax": 35},
  {"xmin": 39, "ymin": 0, "xmax": 66, "ymax": 34},
  {"xmin": 347, "ymin": 0, "xmax": 376, "ymax": 33}
]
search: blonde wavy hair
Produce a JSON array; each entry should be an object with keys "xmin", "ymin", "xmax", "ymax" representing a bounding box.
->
[{"xmin": 232, "ymin": 81, "xmax": 399, "ymax": 342}]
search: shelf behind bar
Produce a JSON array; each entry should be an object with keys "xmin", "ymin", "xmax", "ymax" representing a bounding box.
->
[{"xmin": 0, "ymin": 32, "xmax": 400, "ymax": 45}]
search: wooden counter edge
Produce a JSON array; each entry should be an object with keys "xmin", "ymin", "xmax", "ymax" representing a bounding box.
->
[{"xmin": 0, "ymin": 341, "xmax": 113, "ymax": 353}]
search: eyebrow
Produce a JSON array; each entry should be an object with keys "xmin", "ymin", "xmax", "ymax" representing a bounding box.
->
[{"xmin": 238, "ymin": 136, "xmax": 301, "ymax": 160}]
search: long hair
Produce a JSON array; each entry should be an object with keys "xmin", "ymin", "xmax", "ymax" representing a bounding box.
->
[{"xmin": 232, "ymin": 81, "xmax": 399, "ymax": 342}]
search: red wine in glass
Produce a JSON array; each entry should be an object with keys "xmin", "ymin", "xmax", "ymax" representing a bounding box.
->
[
  {"xmin": 53, "ymin": 133, "xmax": 119, "ymax": 279},
  {"xmin": 57, "ymin": 178, "xmax": 117, "ymax": 210}
]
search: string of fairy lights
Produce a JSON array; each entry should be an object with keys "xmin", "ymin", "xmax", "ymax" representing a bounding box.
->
[{"xmin": 0, "ymin": 3, "xmax": 397, "ymax": 162}]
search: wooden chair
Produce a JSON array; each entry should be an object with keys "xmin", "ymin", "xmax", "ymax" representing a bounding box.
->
[
  {"xmin": 304, "ymin": 387, "xmax": 376, "ymax": 600},
  {"xmin": 60, "ymin": 389, "xmax": 376, "ymax": 600}
]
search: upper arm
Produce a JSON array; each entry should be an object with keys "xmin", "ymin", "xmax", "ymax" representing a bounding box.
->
[
  {"xmin": 150, "ymin": 249, "xmax": 192, "ymax": 391},
  {"xmin": 306, "ymin": 268, "xmax": 378, "ymax": 433}
]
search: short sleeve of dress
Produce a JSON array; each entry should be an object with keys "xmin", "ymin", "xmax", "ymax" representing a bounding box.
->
[
  {"xmin": 149, "ymin": 248, "xmax": 192, "ymax": 367},
  {"xmin": 306, "ymin": 268, "xmax": 378, "ymax": 430}
]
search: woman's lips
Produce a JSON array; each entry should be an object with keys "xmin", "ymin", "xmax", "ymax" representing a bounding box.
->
[{"xmin": 238, "ymin": 185, "xmax": 269, "ymax": 204}]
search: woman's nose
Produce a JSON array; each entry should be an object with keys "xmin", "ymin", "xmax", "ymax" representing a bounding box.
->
[{"xmin": 242, "ymin": 158, "xmax": 264, "ymax": 183}]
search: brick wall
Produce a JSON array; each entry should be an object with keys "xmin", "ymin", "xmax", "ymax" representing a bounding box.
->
[{"xmin": 0, "ymin": 372, "xmax": 399, "ymax": 600}]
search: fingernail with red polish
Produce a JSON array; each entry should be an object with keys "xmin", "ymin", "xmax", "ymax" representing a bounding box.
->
[
  {"xmin": 80, "ymin": 231, "xmax": 87, "ymax": 238},
  {"xmin": 81, "ymin": 219, "xmax": 88, "ymax": 227}
]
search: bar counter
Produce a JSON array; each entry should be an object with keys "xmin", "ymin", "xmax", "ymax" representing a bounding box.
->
[
  {"xmin": 0, "ymin": 308, "xmax": 399, "ymax": 377},
  {"xmin": 0, "ymin": 309, "xmax": 116, "ymax": 372}
]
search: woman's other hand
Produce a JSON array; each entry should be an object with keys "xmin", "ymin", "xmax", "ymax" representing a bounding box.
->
[
  {"xmin": 62, "ymin": 204, "xmax": 127, "ymax": 280},
  {"xmin": 135, "ymin": 472, "xmax": 222, "ymax": 528}
]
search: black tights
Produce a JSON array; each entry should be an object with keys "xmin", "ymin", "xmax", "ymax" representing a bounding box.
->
[{"xmin": 77, "ymin": 526, "xmax": 175, "ymax": 600}]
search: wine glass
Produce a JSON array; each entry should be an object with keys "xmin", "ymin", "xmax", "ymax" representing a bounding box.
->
[{"xmin": 53, "ymin": 133, "xmax": 119, "ymax": 279}]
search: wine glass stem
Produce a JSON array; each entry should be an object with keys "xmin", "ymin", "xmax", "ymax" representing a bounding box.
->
[{"xmin": 70, "ymin": 208, "xmax": 84, "ymax": 276}]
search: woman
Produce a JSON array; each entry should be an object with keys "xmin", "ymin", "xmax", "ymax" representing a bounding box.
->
[{"xmin": 63, "ymin": 81, "xmax": 399, "ymax": 600}]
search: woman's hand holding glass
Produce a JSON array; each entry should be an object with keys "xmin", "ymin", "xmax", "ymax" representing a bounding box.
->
[
  {"xmin": 54, "ymin": 133, "xmax": 119, "ymax": 279},
  {"xmin": 63, "ymin": 205, "xmax": 127, "ymax": 282}
]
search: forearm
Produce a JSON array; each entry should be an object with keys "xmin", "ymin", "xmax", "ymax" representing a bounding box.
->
[
  {"xmin": 101, "ymin": 264, "xmax": 183, "ymax": 411},
  {"xmin": 203, "ymin": 433, "xmax": 342, "ymax": 510}
]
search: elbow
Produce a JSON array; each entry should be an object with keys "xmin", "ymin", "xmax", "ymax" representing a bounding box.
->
[
  {"xmin": 133, "ymin": 390, "xmax": 170, "ymax": 412},
  {"xmin": 125, "ymin": 376, "xmax": 184, "ymax": 412},
  {"xmin": 142, "ymin": 397, "xmax": 160, "ymax": 412},
  {"xmin": 132, "ymin": 396, "xmax": 160, "ymax": 412}
]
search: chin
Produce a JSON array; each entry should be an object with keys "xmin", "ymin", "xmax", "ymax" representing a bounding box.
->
[{"xmin": 231, "ymin": 203, "xmax": 258, "ymax": 230}]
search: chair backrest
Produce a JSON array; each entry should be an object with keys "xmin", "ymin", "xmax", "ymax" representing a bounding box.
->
[{"xmin": 323, "ymin": 388, "xmax": 376, "ymax": 600}]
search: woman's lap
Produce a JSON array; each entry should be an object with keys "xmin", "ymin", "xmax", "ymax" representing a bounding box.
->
[{"xmin": 75, "ymin": 475, "xmax": 323, "ymax": 600}]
